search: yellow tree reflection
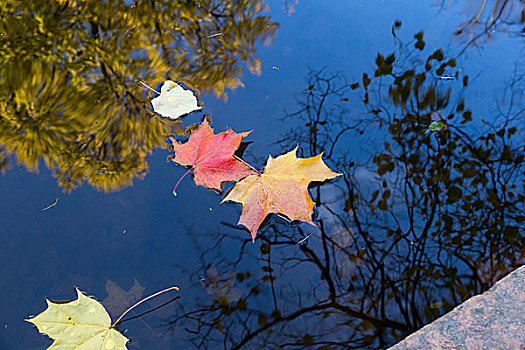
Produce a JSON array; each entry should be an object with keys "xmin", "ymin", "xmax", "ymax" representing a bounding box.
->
[{"xmin": 0, "ymin": 0, "xmax": 278, "ymax": 191}]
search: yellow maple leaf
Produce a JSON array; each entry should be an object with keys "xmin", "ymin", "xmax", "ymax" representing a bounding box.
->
[
  {"xmin": 223, "ymin": 147, "xmax": 341, "ymax": 241},
  {"xmin": 26, "ymin": 288, "xmax": 128, "ymax": 350}
]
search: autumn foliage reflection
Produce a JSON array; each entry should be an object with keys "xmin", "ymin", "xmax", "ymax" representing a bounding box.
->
[{"xmin": 0, "ymin": 0, "xmax": 277, "ymax": 191}]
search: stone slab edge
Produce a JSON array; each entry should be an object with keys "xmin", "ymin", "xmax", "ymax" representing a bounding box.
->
[{"xmin": 389, "ymin": 265, "xmax": 525, "ymax": 350}]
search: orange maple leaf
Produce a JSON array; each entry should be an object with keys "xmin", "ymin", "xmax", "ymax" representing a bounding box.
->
[
  {"xmin": 222, "ymin": 147, "xmax": 341, "ymax": 241},
  {"xmin": 170, "ymin": 120, "xmax": 256, "ymax": 194}
]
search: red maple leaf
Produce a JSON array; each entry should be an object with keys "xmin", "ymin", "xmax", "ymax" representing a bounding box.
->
[{"xmin": 170, "ymin": 120, "xmax": 256, "ymax": 195}]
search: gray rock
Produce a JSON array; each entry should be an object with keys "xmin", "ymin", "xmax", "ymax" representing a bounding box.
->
[{"xmin": 390, "ymin": 265, "xmax": 525, "ymax": 350}]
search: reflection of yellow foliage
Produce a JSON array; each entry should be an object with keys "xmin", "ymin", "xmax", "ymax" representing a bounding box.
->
[
  {"xmin": 248, "ymin": 58, "xmax": 262, "ymax": 76},
  {"xmin": 0, "ymin": 147, "xmax": 11, "ymax": 174},
  {"xmin": 0, "ymin": 0, "xmax": 278, "ymax": 191}
]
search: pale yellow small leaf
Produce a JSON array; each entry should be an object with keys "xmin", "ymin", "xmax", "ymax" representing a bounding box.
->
[{"xmin": 151, "ymin": 80, "xmax": 201, "ymax": 119}]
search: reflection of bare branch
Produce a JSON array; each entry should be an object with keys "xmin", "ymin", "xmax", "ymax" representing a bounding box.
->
[
  {"xmin": 439, "ymin": 0, "xmax": 525, "ymax": 53},
  {"xmin": 165, "ymin": 43, "xmax": 524, "ymax": 349}
]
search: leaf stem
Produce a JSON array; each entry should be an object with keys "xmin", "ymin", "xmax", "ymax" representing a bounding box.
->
[
  {"xmin": 173, "ymin": 167, "xmax": 193, "ymax": 196},
  {"xmin": 116, "ymin": 295, "xmax": 181, "ymax": 325},
  {"xmin": 138, "ymin": 80, "xmax": 160, "ymax": 94},
  {"xmin": 233, "ymin": 155, "xmax": 262, "ymax": 175},
  {"xmin": 111, "ymin": 286, "xmax": 179, "ymax": 328}
]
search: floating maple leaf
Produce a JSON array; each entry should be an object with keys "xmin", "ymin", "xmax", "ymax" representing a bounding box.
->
[
  {"xmin": 26, "ymin": 288, "xmax": 128, "ymax": 350},
  {"xmin": 222, "ymin": 147, "xmax": 341, "ymax": 241},
  {"xmin": 151, "ymin": 80, "xmax": 202, "ymax": 119},
  {"xmin": 170, "ymin": 119, "xmax": 256, "ymax": 195}
]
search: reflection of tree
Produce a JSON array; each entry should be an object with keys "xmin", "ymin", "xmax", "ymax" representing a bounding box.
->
[
  {"xmin": 277, "ymin": 68, "xmax": 367, "ymax": 161},
  {"xmin": 0, "ymin": 0, "xmax": 277, "ymax": 191},
  {"xmin": 438, "ymin": 0, "xmax": 525, "ymax": 52},
  {"xmin": 0, "ymin": 146, "xmax": 11, "ymax": 174},
  {"xmin": 282, "ymin": 0, "xmax": 300, "ymax": 15},
  {"xmin": 165, "ymin": 33, "xmax": 524, "ymax": 349}
]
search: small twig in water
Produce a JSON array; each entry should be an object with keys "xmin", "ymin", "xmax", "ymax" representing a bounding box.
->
[
  {"xmin": 205, "ymin": 31, "xmax": 224, "ymax": 38},
  {"xmin": 298, "ymin": 234, "xmax": 311, "ymax": 245},
  {"xmin": 124, "ymin": 25, "xmax": 136, "ymax": 37},
  {"xmin": 112, "ymin": 286, "xmax": 179, "ymax": 328},
  {"xmin": 42, "ymin": 198, "xmax": 59, "ymax": 211}
]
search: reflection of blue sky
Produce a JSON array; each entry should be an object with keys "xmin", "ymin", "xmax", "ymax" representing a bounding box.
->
[
  {"xmin": 0, "ymin": 1, "xmax": 523, "ymax": 349},
  {"xmin": 204, "ymin": 0, "xmax": 523, "ymax": 154}
]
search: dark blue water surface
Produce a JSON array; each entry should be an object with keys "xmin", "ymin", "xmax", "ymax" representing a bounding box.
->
[{"xmin": 1, "ymin": 0, "xmax": 524, "ymax": 349}]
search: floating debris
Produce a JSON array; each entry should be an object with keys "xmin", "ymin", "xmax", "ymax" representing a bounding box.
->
[
  {"xmin": 298, "ymin": 234, "xmax": 311, "ymax": 245},
  {"xmin": 438, "ymin": 76, "xmax": 455, "ymax": 80},
  {"xmin": 124, "ymin": 25, "xmax": 136, "ymax": 37},
  {"xmin": 427, "ymin": 110, "xmax": 448, "ymax": 133},
  {"xmin": 42, "ymin": 198, "xmax": 59, "ymax": 211},
  {"xmin": 272, "ymin": 66, "xmax": 281, "ymax": 71},
  {"xmin": 205, "ymin": 31, "xmax": 224, "ymax": 39},
  {"xmin": 429, "ymin": 121, "xmax": 446, "ymax": 132}
]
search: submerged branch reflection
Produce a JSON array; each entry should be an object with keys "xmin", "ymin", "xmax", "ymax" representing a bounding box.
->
[
  {"xmin": 439, "ymin": 0, "xmax": 525, "ymax": 52},
  {"xmin": 165, "ymin": 32, "xmax": 524, "ymax": 349}
]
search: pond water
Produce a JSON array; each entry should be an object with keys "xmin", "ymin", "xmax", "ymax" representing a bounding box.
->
[{"xmin": 1, "ymin": 0, "xmax": 524, "ymax": 349}]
